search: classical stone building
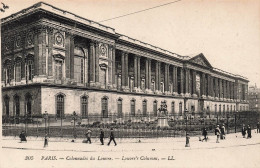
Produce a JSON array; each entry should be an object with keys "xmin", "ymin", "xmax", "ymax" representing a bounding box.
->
[{"xmin": 1, "ymin": 2, "xmax": 249, "ymax": 122}]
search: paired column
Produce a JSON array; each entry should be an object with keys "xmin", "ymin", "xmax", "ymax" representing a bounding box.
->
[
  {"xmin": 192, "ymin": 70, "xmax": 196, "ymax": 96},
  {"xmin": 201, "ymin": 73, "xmax": 205, "ymax": 97},
  {"xmin": 95, "ymin": 42, "xmax": 100, "ymax": 85},
  {"xmin": 89, "ymin": 41, "xmax": 95, "ymax": 84},
  {"xmin": 112, "ymin": 46, "xmax": 116, "ymax": 87},
  {"xmin": 145, "ymin": 58, "xmax": 151, "ymax": 91},
  {"xmin": 184, "ymin": 68, "xmax": 190, "ymax": 96},
  {"xmin": 120, "ymin": 52, "xmax": 129, "ymax": 90},
  {"xmin": 219, "ymin": 79, "xmax": 223, "ymax": 99},
  {"xmin": 172, "ymin": 66, "xmax": 178, "ymax": 94},
  {"xmin": 180, "ymin": 67, "xmax": 184, "ymax": 95},
  {"xmin": 164, "ymin": 64, "xmax": 169, "ymax": 93}
]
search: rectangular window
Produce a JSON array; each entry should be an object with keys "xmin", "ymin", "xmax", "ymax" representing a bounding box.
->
[
  {"xmin": 153, "ymin": 101, "xmax": 157, "ymax": 117},
  {"xmin": 55, "ymin": 60, "xmax": 62, "ymax": 80},
  {"xmin": 179, "ymin": 103, "xmax": 182, "ymax": 116},
  {"xmin": 102, "ymin": 98, "xmax": 108, "ymax": 118},
  {"xmin": 131, "ymin": 100, "xmax": 135, "ymax": 117},
  {"xmin": 143, "ymin": 101, "xmax": 147, "ymax": 116},
  {"xmin": 118, "ymin": 100, "xmax": 122, "ymax": 118},
  {"xmin": 171, "ymin": 102, "xmax": 175, "ymax": 115}
]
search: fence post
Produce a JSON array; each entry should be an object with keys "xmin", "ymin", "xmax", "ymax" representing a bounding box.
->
[{"xmin": 227, "ymin": 113, "xmax": 229, "ymax": 134}]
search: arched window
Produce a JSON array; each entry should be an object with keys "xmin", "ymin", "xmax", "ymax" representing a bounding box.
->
[
  {"xmin": 56, "ymin": 94, "xmax": 65, "ymax": 118},
  {"xmin": 101, "ymin": 97, "xmax": 108, "ymax": 118},
  {"xmin": 4, "ymin": 96, "xmax": 10, "ymax": 116},
  {"xmin": 179, "ymin": 102, "xmax": 182, "ymax": 116},
  {"xmin": 25, "ymin": 93, "xmax": 32, "ymax": 117},
  {"xmin": 14, "ymin": 95, "xmax": 20, "ymax": 116},
  {"xmin": 171, "ymin": 102, "xmax": 175, "ymax": 115},
  {"xmin": 130, "ymin": 99, "xmax": 135, "ymax": 117},
  {"xmin": 153, "ymin": 100, "xmax": 157, "ymax": 117},
  {"xmin": 4, "ymin": 60, "xmax": 12, "ymax": 85},
  {"xmin": 117, "ymin": 98, "xmax": 123, "ymax": 118},
  {"xmin": 142, "ymin": 100, "xmax": 147, "ymax": 116},
  {"xmin": 15, "ymin": 58, "xmax": 22, "ymax": 82},
  {"xmin": 81, "ymin": 96, "xmax": 88, "ymax": 118},
  {"xmin": 25, "ymin": 56, "xmax": 34, "ymax": 81},
  {"xmin": 74, "ymin": 46, "xmax": 86, "ymax": 84}
]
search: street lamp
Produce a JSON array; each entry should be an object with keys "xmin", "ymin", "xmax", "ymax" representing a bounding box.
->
[
  {"xmin": 72, "ymin": 111, "xmax": 78, "ymax": 139},
  {"xmin": 184, "ymin": 109, "xmax": 190, "ymax": 147},
  {"xmin": 43, "ymin": 111, "xmax": 48, "ymax": 135}
]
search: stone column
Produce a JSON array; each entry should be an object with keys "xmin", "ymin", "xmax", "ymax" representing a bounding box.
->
[
  {"xmin": 121, "ymin": 52, "xmax": 125, "ymax": 89},
  {"xmin": 219, "ymin": 79, "xmax": 223, "ymax": 99},
  {"xmin": 192, "ymin": 70, "xmax": 197, "ymax": 97},
  {"xmin": 137, "ymin": 56, "xmax": 141, "ymax": 90},
  {"xmin": 95, "ymin": 42, "xmax": 100, "ymax": 86},
  {"xmin": 134, "ymin": 55, "xmax": 138, "ymax": 90},
  {"xmin": 148, "ymin": 59, "xmax": 152, "ymax": 90},
  {"xmin": 207, "ymin": 75, "xmax": 211, "ymax": 97},
  {"xmin": 164, "ymin": 64, "xmax": 169, "ymax": 93},
  {"xmin": 180, "ymin": 67, "xmax": 184, "ymax": 96},
  {"xmin": 201, "ymin": 73, "xmax": 206, "ymax": 97},
  {"xmin": 215, "ymin": 78, "xmax": 219, "ymax": 99},
  {"xmin": 158, "ymin": 62, "xmax": 161, "ymax": 93},
  {"xmin": 172, "ymin": 66, "xmax": 178, "ymax": 95},
  {"xmin": 124, "ymin": 52, "xmax": 129, "ymax": 91},
  {"xmin": 223, "ymin": 80, "xmax": 227, "ymax": 100},
  {"xmin": 89, "ymin": 41, "xmax": 95, "ymax": 85},
  {"xmin": 145, "ymin": 58, "xmax": 149, "ymax": 90},
  {"xmin": 212, "ymin": 77, "xmax": 215, "ymax": 98},
  {"xmin": 185, "ymin": 68, "xmax": 190, "ymax": 97},
  {"xmin": 155, "ymin": 61, "xmax": 159, "ymax": 91},
  {"xmin": 112, "ymin": 46, "xmax": 116, "ymax": 88}
]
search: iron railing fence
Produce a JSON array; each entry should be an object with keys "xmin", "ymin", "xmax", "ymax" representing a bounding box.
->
[{"xmin": 2, "ymin": 111, "xmax": 259, "ymax": 139}]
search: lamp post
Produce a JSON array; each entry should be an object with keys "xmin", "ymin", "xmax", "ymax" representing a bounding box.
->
[
  {"xmin": 43, "ymin": 111, "xmax": 48, "ymax": 135},
  {"xmin": 184, "ymin": 109, "xmax": 190, "ymax": 147},
  {"xmin": 235, "ymin": 110, "xmax": 238, "ymax": 133},
  {"xmin": 72, "ymin": 111, "xmax": 77, "ymax": 139}
]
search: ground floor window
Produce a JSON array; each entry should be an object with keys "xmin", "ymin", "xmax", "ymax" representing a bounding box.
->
[
  {"xmin": 56, "ymin": 94, "xmax": 64, "ymax": 118},
  {"xmin": 143, "ymin": 100, "xmax": 147, "ymax": 116},
  {"xmin": 102, "ymin": 97, "xmax": 108, "ymax": 118},
  {"xmin": 130, "ymin": 99, "xmax": 135, "ymax": 117},
  {"xmin": 81, "ymin": 96, "xmax": 88, "ymax": 118}
]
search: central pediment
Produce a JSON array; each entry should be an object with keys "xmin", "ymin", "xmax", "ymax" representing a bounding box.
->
[{"xmin": 188, "ymin": 53, "xmax": 213, "ymax": 69}]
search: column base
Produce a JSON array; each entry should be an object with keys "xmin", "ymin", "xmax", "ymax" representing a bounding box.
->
[
  {"xmin": 179, "ymin": 93, "xmax": 184, "ymax": 97},
  {"xmin": 89, "ymin": 81, "xmax": 96, "ymax": 87},
  {"xmin": 122, "ymin": 86, "xmax": 130, "ymax": 92},
  {"xmin": 192, "ymin": 94, "xmax": 198, "ymax": 98},
  {"xmin": 155, "ymin": 90, "xmax": 162, "ymax": 95},
  {"xmin": 172, "ymin": 92, "xmax": 178, "ymax": 96},
  {"xmin": 184, "ymin": 93, "xmax": 191, "ymax": 97},
  {"xmin": 201, "ymin": 95, "xmax": 207, "ymax": 99},
  {"xmin": 145, "ymin": 89, "xmax": 153, "ymax": 94}
]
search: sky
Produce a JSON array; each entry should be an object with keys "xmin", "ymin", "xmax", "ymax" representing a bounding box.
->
[{"xmin": 1, "ymin": 0, "xmax": 260, "ymax": 87}]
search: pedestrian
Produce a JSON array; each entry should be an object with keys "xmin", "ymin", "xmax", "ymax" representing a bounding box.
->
[
  {"xmin": 100, "ymin": 128, "xmax": 104, "ymax": 145},
  {"xmin": 247, "ymin": 125, "xmax": 252, "ymax": 139},
  {"xmin": 215, "ymin": 125, "xmax": 220, "ymax": 143},
  {"xmin": 202, "ymin": 127, "xmax": 207, "ymax": 142},
  {"xmin": 19, "ymin": 131, "xmax": 27, "ymax": 142},
  {"xmin": 257, "ymin": 122, "xmax": 260, "ymax": 133},
  {"xmin": 185, "ymin": 133, "xmax": 190, "ymax": 147},
  {"xmin": 107, "ymin": 128, "xmax": 117, "ymax": 146},
  {"xmin": 220, "ymin": 124, "xmax": 226, "ymax": 140},
  {"xmin": 44, "ymin": 134, "xmax": 48, "ymax": 147},
  {"xmin": 242, "ymin": 124, "xmax": 246, "ymax": 138},
  {"xmin": 85, "ymin": 129, "xmax": 92, "ymax": 144}
]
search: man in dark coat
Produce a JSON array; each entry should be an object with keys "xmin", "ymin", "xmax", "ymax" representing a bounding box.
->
[
  {"xmin": 100, "ymin": 128, "xmax": 104, "ymax": 145},
  {"xmin": 107, "ymin": 128, "xmax": 117, "ymax": 146},
  {"xmin": 257, "ymin": 122, "xmax": 260, "ymax": 133},
  {"xmin": 215, "ymin": 125, "xmax": 220, "ymax": 143},
  {"xmin": 242, "ymin": 124, "xmax": 246, "ymax": 138},
  {"xmin": 19, "ymin": 131, "xmax": 27, "ymax": 142},
  {"xmin": 247, "ymin": 125, "xmax": 252, "ymax": 138},
  {"xmin": 202, "ymin": 127, "xmax": 207, "ymax": 142}
]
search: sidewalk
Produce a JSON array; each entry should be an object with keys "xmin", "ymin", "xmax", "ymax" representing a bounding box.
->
[{"xmin": 2, "ymin": 129, "xmax": 260, "ymax": 153}]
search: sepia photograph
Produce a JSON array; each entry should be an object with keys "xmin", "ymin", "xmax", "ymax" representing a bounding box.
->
[{"xmin": 1, "ymin": 0, "xmax": 260, "ymax": 167}]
